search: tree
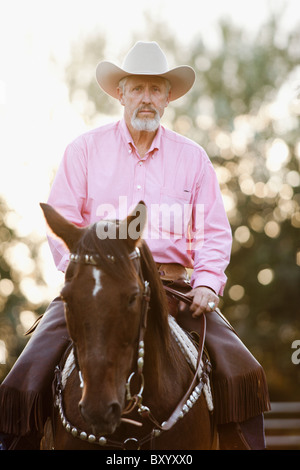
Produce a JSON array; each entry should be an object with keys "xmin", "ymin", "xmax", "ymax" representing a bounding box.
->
[
  {"xmin": 185, "ymin": 19, "xmax": 300, "ymax": 401},
  {"xmin": 0, "ymin": 197, "xmax": 48, "ymax": 382}
]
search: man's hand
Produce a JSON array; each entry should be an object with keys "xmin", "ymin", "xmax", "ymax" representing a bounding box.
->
[{"xmin": 185, "ymin": 286, "xmax": 219, "ymax": 317}]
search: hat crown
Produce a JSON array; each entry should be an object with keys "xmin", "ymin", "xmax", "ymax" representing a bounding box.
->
[
  {"xmin": 96, "ymin": 41, "xmax": 195, "ymax": 101},
  {"xmin": 122, "ymin": 41, "xmax": 169, "ymax": 75}
]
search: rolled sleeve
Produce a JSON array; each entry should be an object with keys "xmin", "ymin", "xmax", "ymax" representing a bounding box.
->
[
  {"xmin": 47, "ymin": 140, "xmax": 87, "ymax": 271},
  {"xmin": 190, "ymin": 157, "xmax": 232, "ymax": 295}
]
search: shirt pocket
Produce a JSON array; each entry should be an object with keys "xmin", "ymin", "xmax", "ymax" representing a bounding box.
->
[
  {"xmin": 157, "ymin": 187, "xmax": 192, "ymax": 239},
  {"xmin": 159, "ymin": 187, "xmax": 192, "ymax": 203}
]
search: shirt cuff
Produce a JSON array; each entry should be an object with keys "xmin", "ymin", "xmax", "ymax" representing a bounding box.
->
[{"xmin": 190, "ymin": 271, "xmax": 227, "ymax": 296}]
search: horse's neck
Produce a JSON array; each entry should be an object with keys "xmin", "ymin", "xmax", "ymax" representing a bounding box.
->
[{"xmin": 143, "ymin": 317, "xmax": 192, "ymax": 413}]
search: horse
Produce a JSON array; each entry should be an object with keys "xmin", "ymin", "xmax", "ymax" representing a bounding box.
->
[{"xmin": 39, "ymin": 201, "xmax": 217, "ymax": 450}]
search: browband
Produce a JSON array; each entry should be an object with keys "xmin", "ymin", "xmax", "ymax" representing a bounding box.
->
[{"xmin": 69, "ymin": 247, "xmax": 140, "ymax": 266}]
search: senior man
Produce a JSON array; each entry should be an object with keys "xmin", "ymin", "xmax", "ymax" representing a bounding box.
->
[{"xmin": 0, "ymin": 42, "xmax": 270, "ymax": 450}]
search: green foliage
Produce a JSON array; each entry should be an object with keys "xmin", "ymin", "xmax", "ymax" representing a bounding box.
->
[
  {"xmin": 65, "ymin": 34, "xmax": 120, "ymax": 125},
  {"xmin": 0, "ymin": 198, "xmax": 47, "ymax": 381}
]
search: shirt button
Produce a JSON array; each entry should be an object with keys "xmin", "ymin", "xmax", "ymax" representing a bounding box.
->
[
  {"xmin": 139, "ymin": 161, "xmax": 143, "ymax": 166},
  {"xmin": 137, "ymin": 185, "xmax": 142, "ymax": 190}
]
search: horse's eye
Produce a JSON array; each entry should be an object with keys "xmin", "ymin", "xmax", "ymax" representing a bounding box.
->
[{"xmin": 128, "ymin": 293, "xmax": 138, "ymax": 307}]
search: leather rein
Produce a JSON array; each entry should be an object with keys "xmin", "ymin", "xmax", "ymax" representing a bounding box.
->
[{"xmin": 53, "ymin": 247, "xmax": 208, "ymax": 449}]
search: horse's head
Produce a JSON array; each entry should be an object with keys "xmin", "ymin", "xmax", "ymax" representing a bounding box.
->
[{"xmin": 41, "ymin": 202, "xmax": 148, "ymax": 436}]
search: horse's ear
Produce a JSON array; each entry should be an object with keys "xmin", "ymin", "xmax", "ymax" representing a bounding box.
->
[
  {"xmin": 40, "ymin": 203, "xmax": 84, "ymax": 251},
  {"xmin": 120, "ymin": 201, "xmax": 147, "ymax": 252}
]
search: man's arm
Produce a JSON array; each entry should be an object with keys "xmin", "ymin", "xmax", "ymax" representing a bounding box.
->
[
  {"xmin": 189, "ymin": 154, "xmax": 232, "ymax": 314},
  {"xmin": 46, "ymin": 140, "xmax": 87, "ymax": 271}
]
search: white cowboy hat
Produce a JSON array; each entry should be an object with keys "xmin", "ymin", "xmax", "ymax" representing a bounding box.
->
[{"xmin": 96, "ymin": 41, "xmax": 195, "ymax": 101}]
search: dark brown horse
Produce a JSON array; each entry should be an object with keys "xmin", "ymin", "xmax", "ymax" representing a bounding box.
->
[{"xmin": 40, "ymin": 202, "xmax": 217, "ymax": 450}]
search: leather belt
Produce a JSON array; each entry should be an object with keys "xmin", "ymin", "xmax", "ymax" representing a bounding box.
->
[{"xmin": 156, "ymin": 263, "xmax": 189, "ymax": 282}]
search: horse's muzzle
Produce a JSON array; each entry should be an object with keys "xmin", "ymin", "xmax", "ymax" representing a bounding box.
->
[{"xmin": 79, "ymin": 400, "xmax": 122, "ymax": 436}]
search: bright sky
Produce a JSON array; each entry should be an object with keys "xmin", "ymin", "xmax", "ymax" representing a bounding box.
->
[{"xmin": 0, "ymin": 0, "xmax": 299, "ymax": 298}]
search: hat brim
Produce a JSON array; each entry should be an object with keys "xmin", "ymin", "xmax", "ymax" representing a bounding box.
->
[{"xmin": 96, "ymin": 61, "xmax": 195, "ymax": 101}]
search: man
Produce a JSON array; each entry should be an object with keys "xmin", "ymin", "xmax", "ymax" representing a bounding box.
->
[{"xmin": 0, "ymin": 41, "xmax": 270, "ymax": 450}]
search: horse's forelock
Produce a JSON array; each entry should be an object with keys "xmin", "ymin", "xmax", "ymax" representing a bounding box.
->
[
  {"xmin": 75, "ymin": 222, "xmax": 170, "ymax": 339},
  {"xmin": 75, "ymin": 223, "xmax": 137, "ymax": 280}
]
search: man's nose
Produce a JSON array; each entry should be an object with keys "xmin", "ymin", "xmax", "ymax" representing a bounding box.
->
[{"xmin": 142, "ymin": 87, "xmax": 151, "ymax": 103}]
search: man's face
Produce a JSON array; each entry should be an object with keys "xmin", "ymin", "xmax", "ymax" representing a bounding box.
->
[{"xmin": 117, "ymin": 76, "xmax": 170, "ymax": 132}]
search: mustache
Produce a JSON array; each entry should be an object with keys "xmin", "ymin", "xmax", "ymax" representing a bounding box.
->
[{"xmin": 134, "ymin": 105, "xmax": 158, "ymax": 115}]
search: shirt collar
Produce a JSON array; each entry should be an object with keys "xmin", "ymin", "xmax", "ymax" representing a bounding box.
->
[{"xmin": 119, "ymin": 118, "xmax": 161, "ymax": 158}]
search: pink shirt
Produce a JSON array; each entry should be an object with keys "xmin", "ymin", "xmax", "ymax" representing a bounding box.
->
[{"xmin": 47, "ymin": 119, "xmax": 232, "ymax": 295}]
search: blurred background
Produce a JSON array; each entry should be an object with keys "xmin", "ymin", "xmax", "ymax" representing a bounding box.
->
[{"xmin": 0, "ymin": 0, "xmax": 299, "ymax": 446}]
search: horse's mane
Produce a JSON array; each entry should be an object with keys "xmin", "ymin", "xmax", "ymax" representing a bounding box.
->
[
  {"xmin": 138, "ymin": 239, "xmax": 171, "ymax": 343},
  {"xmin": 139, "ymin": 240, "xmax": 190, "ymax": 393}
]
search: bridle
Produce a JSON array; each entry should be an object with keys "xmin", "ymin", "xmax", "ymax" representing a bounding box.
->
[
  {"xmin": 53, "ymin": 246, "xmax": 210, "ymax": 450},
  {"xmin": 69, "ymin": 247, "xmax": 150, "ymax": 384}
]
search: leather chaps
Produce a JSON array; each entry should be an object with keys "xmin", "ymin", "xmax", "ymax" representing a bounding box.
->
[{"xmin": 0, "ymin": 298, "xmax": 70, "ymax": 436}]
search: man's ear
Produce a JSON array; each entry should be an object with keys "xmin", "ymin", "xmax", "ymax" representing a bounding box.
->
[
  {"xmin": 117, "ymin": 87, "xmax": 125, "ymax": 106},
  {"xmin": 165, "ymin": 89, "xmax": 171, "ymax": 107}
]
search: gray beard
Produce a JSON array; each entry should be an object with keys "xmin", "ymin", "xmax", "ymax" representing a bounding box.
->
[{"xmin": 131, "ymin": 107, "xmax": 160, "ymax": 132}]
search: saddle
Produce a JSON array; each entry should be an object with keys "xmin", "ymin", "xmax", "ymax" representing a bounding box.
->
[{"xmin": 156, "ymin": 263, "xmax": 271, "ymax": 425}]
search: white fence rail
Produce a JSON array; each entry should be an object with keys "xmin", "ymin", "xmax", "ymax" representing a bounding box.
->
[{"xmin": 264, "ymin": 402, "xmax": 300, "ymax": 450}]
